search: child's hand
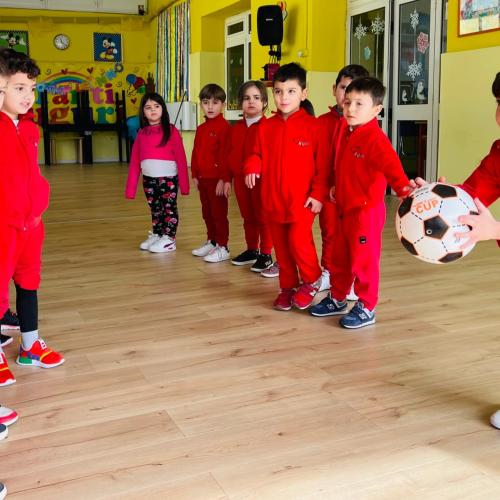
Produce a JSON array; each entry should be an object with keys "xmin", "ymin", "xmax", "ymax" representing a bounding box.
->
[
  {"xmin": 215, "ymin": 179, "xmax": 225, "ymax": 196},
  {"xmin": 411, "ymin": 176, "xmax": 447, "ymax": 189},
  {"xmin": 223, "ymin": 181, "xmax": 231, "ymax": 198},
  {"xmin": 329, "ymin": 186, "xmax": 336, "ymax": 202},
  {"xmin": 456, "ymin": 198, "xmax": 500, "ymax": 248},
  {"xmin": 305, "ymin": 197, "xmax": 323, "ymax": 214},
  {"xmin": 398, "ymin": 184, "xmax": 413, "ymax": 201},
  {"xmin": 193, "ymin": 178, "xmax": 199, "ymax": 190},
  {"xmin": 245, "ymin": 173, "xmax": 259, "ymax": 189}
]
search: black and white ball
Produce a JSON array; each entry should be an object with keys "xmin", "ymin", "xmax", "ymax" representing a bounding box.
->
[{"xmin": 395, "ymin": 182, "xmax": 478, "ymax": 264}]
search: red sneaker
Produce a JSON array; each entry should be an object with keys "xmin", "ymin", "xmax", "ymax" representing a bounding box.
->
[
  {"xmin": 292, "ymin": 282, "xmax": 320, "ymax": 310},
  {"xmin": 16, "ymin": 338, "xmax": 65, "ymax": 369},
  {"xmin": 0, "ymin": 404, "xmax": 18, "ymax": 426},
  {"xmin": 273, "ymin": 288, "xmax": 295, "ymax": 311},
  {"xmin": 0, "ymin": 353, "xmax": 15, "ymax": 387}
]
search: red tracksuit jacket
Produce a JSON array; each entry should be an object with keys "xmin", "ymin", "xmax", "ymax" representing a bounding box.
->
[
  {"xmin": 316, "ymin": 106, "xmax": 343, "ymax": 183},
  {"xmin": 191, "ymin": 113, "xmax": 231, "ymax": 180},
  {"xmin": 461, "ymin": 139, "xmax": 500, "ymax": 247},
  {"xmin": 461, "ymin": 140, "xmax": 500, "ymax": 206},
  {"xmin": 221, "ymin": 117, "xmax": 265, "ymax": 182},
  {"xmin": 334, "ymin": 118, "xmax": 409, "ymax": 211},
  {"xmin": 0, "ymin": 111, "xmax": 50, "ymax": 230},
  {"xmin": 244, "ymin": 108, "xmax": 329, "ymax": 223}
]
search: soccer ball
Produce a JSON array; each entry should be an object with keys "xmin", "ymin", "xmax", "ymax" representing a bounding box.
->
[{"xmin": 395, "ymin": 182, "xmax": 478, "ymax": 264}]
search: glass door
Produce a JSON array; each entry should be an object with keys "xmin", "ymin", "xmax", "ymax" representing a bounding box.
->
[
  {"xmin": 347, "ymin": 0, "xmax": 391, "ymax": 134},
  {"xmin": 225, "ymin": 12, "xmax": 251, "ymax": 121},
  {"xmin": 392, "ymin": 0, "xmax": 442, "ymax": 180}
]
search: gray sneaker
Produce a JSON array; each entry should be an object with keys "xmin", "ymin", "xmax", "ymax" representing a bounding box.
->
[{"xmin": 261, "ymin": 261, "xmax": 279, "ymax": 278}]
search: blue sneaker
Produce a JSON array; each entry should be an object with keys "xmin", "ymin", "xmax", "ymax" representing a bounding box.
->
[
  {"xmin": 309, "ymin": 295, "xmax": 348, "ymax": 317},
  {"xmin": 340, "ymin": 301, "xmax": 376, "ymax": 329}
]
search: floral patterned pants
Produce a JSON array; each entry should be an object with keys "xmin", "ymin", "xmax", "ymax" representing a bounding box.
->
[{"xmin": 143, "ymin": 175, "xmax": 179, "ymax": 238}]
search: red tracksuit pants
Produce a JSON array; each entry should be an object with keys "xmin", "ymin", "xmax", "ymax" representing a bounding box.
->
[
  {"xmin": 0, "ymin": 222, "xmax": 44, "ymax": 318},
  {"xmin": 319, "ymin": 199, "xmax": 336, "ymax": 273},
  {"xmin": 269, "ymin": 208, "xmax": 321, "ymax": 290},
  {"xmin": 233, "ymin": 175, "xmax": 273, "ymax": 255},
  {"xmin": 330, "ymin": 203, "xmax": 385, "ymax": 311},
  {"xmin": 198, "ymin": 178, "xmax": 229, "ymax": 247}
]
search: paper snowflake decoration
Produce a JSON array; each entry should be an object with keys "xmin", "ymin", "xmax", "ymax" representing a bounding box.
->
[
  {"xmin": 417, "ymin": 32, "xmax": 429, "ymax": 54},
  {"xmin": 410, "ymin": 8, "xmax": 419, "ymax": 31},
  {"xmin": 354, "ymin": 20, "xmax": 368, "ymax": 40},
  {"xmin": 406, "ymin": 61, "xmax": 422, "ymax": 80},
  {"xmin": 371, "ymin": 16, "xmax": 385, "ymax": 35}
]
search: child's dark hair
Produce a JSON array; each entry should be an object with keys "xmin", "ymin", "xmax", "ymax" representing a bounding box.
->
[
  {"xmin": 238, "ymin": 80, "xmax": 268, "ymax": 110},
  {"xmin": 273, "ymin": 62, "xmax": 307, "ymax": 90},
  {"xmin": 138, "ymin": 92, "xmax": 171, "ymax": 147},
  {"xmin": 492, "ymin": 72, "xmax": 500, "ymax": 98},
  {"xmin": 199, "ymin": 83, "xmax": 226, "ymax": 103},
  {"xmin": 345, "ymin": 76, "xmax": 385, "ymax": 105},
  {"xmin": 335, "ymin": 64, "xmax": 369, "ymax": 86},
  {"xmin": 300, "ymin": 98, "xmax": 315, "ymax": 117},
  {"xmin": 0, "ymin": 53, "xmax": 7, "ymax": 76},
  {"xmin": 0, "ymin": 48, "xmax": 40, "ymax": 79}
]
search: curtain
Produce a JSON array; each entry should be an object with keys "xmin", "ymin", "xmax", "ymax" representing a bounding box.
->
[{"xmin": 157, "ymin": 0, "xmax": 190, "ymax": 102}]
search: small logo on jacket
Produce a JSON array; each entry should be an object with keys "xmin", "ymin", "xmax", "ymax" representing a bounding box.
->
[
  {"xmin": 296, "ymin": 139, "xmax": 311, "ymax": 147},
  {"xmin": 352, "ymin": 146, "xmax": 364, "ymax": 159}
]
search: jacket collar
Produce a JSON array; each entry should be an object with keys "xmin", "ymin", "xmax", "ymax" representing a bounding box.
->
[
  {"xmin": 0, "ymin": 109, "xmax": 34, "ymax": 125},
  {"xmin": 347, "ymin": 117, "xmax": 380, "ymax": 138},
  {"xmin": 274, "ymin": 107, "xmax": 308, "ymax": 123}
]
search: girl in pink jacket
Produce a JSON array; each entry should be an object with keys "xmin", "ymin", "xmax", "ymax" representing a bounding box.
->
[{"xmin": 125, "ymin": 93, "xmax": 190, "ymax": 252}]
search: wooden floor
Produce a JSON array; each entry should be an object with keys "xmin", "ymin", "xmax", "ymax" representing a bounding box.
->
[{"xmin": 2, "ymin": 163, "xmax": 500, "ymax": 499}]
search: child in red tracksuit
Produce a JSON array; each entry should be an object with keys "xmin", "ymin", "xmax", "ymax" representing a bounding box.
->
[
  {"xmin": 314, "ymin": 64, "xmax": 369, "ymax": 298},
  {"xmin": 414, "ymin": 72, "xmax": 500, "ymax": 428},
  {"xmin": 191, "ymin": 84, "xmax": 231, "ymax": 263},
  {"xmin": 244, "ymin": 63, "xmax": 329, "ymax": 311},
  {"xmin": 0, "ymin": 49, "xmax": 64, "ymax": 389},
  {"xmin": 322, "ymin": 76, "xmax": 411, "ymax": 329},
  {"xmin": 220, "ymin": 80, "xmax": 274, "ymax": 273}
]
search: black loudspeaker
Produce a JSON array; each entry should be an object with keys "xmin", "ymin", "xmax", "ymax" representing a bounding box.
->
[{"xmin": 257, "ymin": 5, "xmax": 283, "ymax": 46}]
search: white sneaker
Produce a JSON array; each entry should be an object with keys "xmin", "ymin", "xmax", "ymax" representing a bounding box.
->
[
  {"xmin": 192, "ymin": 241, "xmax": 216, "ymax": 257},
  {"xmin": 347, "ymin": 284, "xmax": 358, "ymax": 301},
  {"xmin": 139, "ymin": 231, "xmax": 160, "ymax": 250},
  {"xmin": 203, "ymin": 245, "xmax": 230, "ymax": 263},
  {"xmin": 149, "ymin": 235, "xmax": 176, "ymax": 253},
  {"xmin": 490, "ymin": 409, "xmax": 500, "ymax": 429},
  {"xmin": 318, "ymin": 269, "xmax": 330, "ymax": 292},
  {"xmin": 0, "ymin": 482, "xmax": 6, "ymax": 500}
]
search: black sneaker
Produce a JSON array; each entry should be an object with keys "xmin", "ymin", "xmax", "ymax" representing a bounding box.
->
[
  {"xmin": 0, "ymin": 334, "xmax": 12, "ymax": 348},
  {"xmin": 0, "ymin": 309, "xmax": 19, "ymax": 331},
  {"xmin": 231, "ymin": 249, "xmax": 259, "ymax": 266},
  {"xmin": 251, "ymin": 253, "xmax": 273, "ymax": 272}
]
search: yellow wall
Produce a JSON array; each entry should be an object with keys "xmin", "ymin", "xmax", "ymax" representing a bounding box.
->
[
  {"xmin": 440, "ymin": 0, "xmax": 500, "ymax": 216},
  {"xmin": 446, "ymin": 0, "xmax": 500, "ymax": 52},
  {"xmin": 185, "ymin": 0, "xmax": 346, "ymax": 122},
  {"xmin": 438, "ymin": 45, "xmax": 500, "ymax": 217},
  {"xmin": 0, "ymin": 9, "xmax": 156, "ymax": 163}
]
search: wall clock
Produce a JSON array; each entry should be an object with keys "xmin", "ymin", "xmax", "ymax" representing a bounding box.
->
[{"xmin": 53, "ymin": 34, "xmax": 70, "ymax": 50}]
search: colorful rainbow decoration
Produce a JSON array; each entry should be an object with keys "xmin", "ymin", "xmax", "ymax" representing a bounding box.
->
[{"xmin": 157, "ymin": 0, "xmax": 190, "ymax": 102}]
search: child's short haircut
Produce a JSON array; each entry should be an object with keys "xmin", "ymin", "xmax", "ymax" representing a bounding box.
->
[
  {"xmin": 335, "ymin": 64, "xmax": 369, "ymax": 86},
  {"xmin": 0, "ymin": 55, "xmax": 7, "ymax": 76},
  {"xmin": 345, "ymin": 76, "xmax": 385, "ymax": 105},
  {"xmin": 238, "ymin": 80, "xmax": 268, "ymax": 110},
  {"xmin": 273, "ymin": 62, "xmax": 306, "ymax": 90},
  {"xmin": 492, "ymin": 72, "xmax": 500, "ymax": 98},
  {"xmin": 0, "ymin": 48, "xmax": 40, "ymax": 79},
  {"xmin": 199, "ymin": 83, "xmax": 226, "ymax": 102}
]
